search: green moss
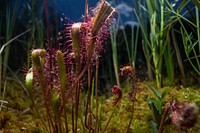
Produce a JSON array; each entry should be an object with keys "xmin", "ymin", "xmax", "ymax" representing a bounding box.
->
[{"xmin": 1, "ymin": 80, "xmax": 200, "ymax": 132}]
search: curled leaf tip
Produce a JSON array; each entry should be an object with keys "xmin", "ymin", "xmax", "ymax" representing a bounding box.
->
[{"xmin": 111, "ymin": 85, "xmax": 122, "ymax": 106}]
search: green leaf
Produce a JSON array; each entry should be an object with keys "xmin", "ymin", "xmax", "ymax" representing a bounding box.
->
[
  {"xmin": 164, "ymin": 43, "xmax": 174, "ymax": 85},
  {"xmin": 192, "ymin": 0, "xmax": 200, "ymax": 8},
  {"xmin": 146, "ymin": 82, "xmax": 162, "ymax": 100},
  {"xmin": 161, "ymin": 88, "xmax": 171, "ymax": 99},
  {"xmin": 56, "ymin": 50, "xmax": 67, "ymax": 91},
  {"xmin": 148, "ymin": 98, "xmax": 163, "ymax": 124},
  {"xmin": 150, "ymin": 121, "xmax": 158, "ymax": 133},
  {"xmin": 51, "ymin": 89, "xmax": 60, "ymax": 118},
  {"xmin": 148, "ymin": 98, "xmax": 163, "ymax": 113},
  {"xmin": 25, "ymin": 69, "xmax": 33, "ymax": 91}
]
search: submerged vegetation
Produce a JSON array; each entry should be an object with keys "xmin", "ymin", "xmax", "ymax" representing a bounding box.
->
[{"xmin": 0, "ymin": 0, "xmax": 200, "ymax": 133}]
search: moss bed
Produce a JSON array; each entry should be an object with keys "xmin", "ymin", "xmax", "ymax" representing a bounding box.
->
[{"xmin": 0, "ymin": 79, "xmax": 200, "ymax": 133}]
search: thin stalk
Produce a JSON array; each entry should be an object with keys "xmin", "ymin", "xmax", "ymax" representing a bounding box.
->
[
  {"xmin": 102, "ymin": 105, "xmax": 117, "ymax": 133},
  {"xmin": 0, "ymin": 55, "xmax": 2, "ymax": 95},
  {"xmin": 75, "ymin": 85, "xmax": 78, "ymax": 132},
  {"xmin": 85, "ymin": 66, "xmax": 94, "ymax": 133},
  {"xmin": 120, "ymin": 17, "xmax": 131, "ymax": 63},
  {"xmin": 90, "ymin": 75, "xmax": 96, "ymax": 133},
  {"xmin": 95, "ymin": 59, "xmax": 99, "ymax": 133},
  {"xmin": 0, "ymin": 29, "xmax": 31, "ymax": 55},
  {"xmin": 98, "ymin": 103, "xmax": 102, "ymax": 131},
  {"xmin": 75, "ymin": 82, "xmax": 81, "ymax": 133},
  {"xmin": 72, "ymin": 104, "xmax": 75, "ymax": 132},
  {"xmin": 160, "ymin": 0, "xmax": 164, "ymax": 39},
  {"xmin": 3, "ymin": 0, "xmax": 18, "ymax": 78},
  {"xmin": 126, "ymin": 102, "xmax": 134, "ymax": 133},
  {"xmin": 0, "ymin": 19, "xmax": 2, "ymax": 95},
  {"xmin": 158, "ymin": 0, "xmax": 164, "ymax": 89},
  {"xmin": 131, "ymin": 26, "xmax": 139, "ymax": 69},
  {"xmin": 180, "ymin": 21, "xmax": 200, "ymax": 75},
  {"xmin": 134, "ymin": 9, "xmax": 151, "ymax": 46},
  {"xmin": 0, "ymin": 79, "xmax": 7, "ymax": 111},
  {"xmin": 110, "ymin": 25, "xmax": 120, "ymax": 87},
  {"xmin": 158, "ymin": 103, "xmax": 170, "ymax": 133},
  {"xmin": 43, "ymin": 0, "xmax": 50, "ymax": 41},
  {"xmin": 192, "ymin": 45, "xmax": 200, "ymax": 72},
  {"xmin": 169, "ymin": 10, "xmax": 196, "ymax": 28},
  {"xmin": 196, "ymin": 6, "xmax": 200, "ymax": 69},
  {"xmin": 84, "ymin": 0, "xmax": 89, "ymax": 21},
  {"xmin": 171, "ymin": 29, "xmax": 185, "ymax": 83}
]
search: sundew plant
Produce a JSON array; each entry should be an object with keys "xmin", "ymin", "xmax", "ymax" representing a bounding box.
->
[{"xmin": 26, "ymin": 0, "xmax": 117, "ymax": 132}]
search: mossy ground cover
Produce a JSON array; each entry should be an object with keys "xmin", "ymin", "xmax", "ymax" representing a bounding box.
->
[{"xmin": 0, "ymin": 79, "xmax": 200, "ymax": 133}]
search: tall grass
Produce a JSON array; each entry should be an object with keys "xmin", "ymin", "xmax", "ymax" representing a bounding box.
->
[
  {"xmin": 3, "ymin": 0, "xmax": 19, "ymax": 78},
  {"xmin": 164, "ymin": 0, "xmax": 200, "ymax": 75},
  {"xmin": 110, "ymin": 0, "xmax": 198, "ymax": 89},
  {"xmin": 0, "ymin": 0, "xmax": 31, "ymax": 96},
  {"xmin": 23, "ymin": 0, "xmax": 45, "ymax": 68},
  {"xmin": 138, "ymin": 0, "xmax": 174, "ymax": 89},
  {"xmin": 0, "ymin": 1, "xmax": 18, "ymax": 95},
  {"xmin": 110, "ymin": 1, "xmax": 140, "ymax": 86},
  {"xmin": 133, "ymin": 0, "xmax": 198, "ymax": 88},
  {"xmin": 0, "ymin": 16, "xmax": 2, "ymax": 95},
  {"xmin": 110, "ymin": 20, "xmax": 120, "ymax": 87}
]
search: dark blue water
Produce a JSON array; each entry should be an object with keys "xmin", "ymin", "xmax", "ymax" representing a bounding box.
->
[{"xmin": 14, "ymin": 0, "xmax": 196, "ymax": 23}]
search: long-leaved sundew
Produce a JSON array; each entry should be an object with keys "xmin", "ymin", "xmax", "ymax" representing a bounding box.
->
[
  {"xmin": 26, "ymin": 0, "xmax": 117, "ymax": 132},
  {"xmin": 111, "ymin": 85, "xmax": 122, "ymax": 106},
  {"xmin": 59, "ymin": 0, "xmax": 117, "ymax": 82}
]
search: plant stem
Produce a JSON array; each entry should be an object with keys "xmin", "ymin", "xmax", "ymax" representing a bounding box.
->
[
  {"xmin": 102, "ymin": 105, "xmax": 117, "ymax": 133},
  {"xmin": 75, "ymin": 82, "xmax": 81, "ymax": 133},
  {"xmin": 0, "ymin": 29, "xmax": 30, "ymax": 55},
  {"xmin": 110, "ymin": 25, "xmax": 120, "ymax": 87},
  {"xmin": 158, "ymin": 103, "xmax": 170, "ymax": 133},
  {"xmin": 95, "ymin": 59, "xmax": 99, "ymax": 132},
  {"xmin": 126, "ymin": 102, "xmax": 134, "ymax": 133},
  {"xmin": 196, "ymin": 5, "xmax": 200, "ymax": 70},
  {"xmin": 72, "ymin": 104, "xmax": 75, "ymax": 132},
  {"xmin": 85, "ymin": 66, "xmax": 94, "ymax": 133}
]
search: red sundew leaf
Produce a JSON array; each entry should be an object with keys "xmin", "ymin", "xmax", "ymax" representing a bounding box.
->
[{"xmin": 111, "ymin": 85, "xmax": 122, "ymax": 106}]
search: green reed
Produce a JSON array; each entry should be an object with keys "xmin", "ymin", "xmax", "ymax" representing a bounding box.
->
[
  {"xmin": 165, "ymin": 0, "xmax": 200, "ymax": 75},
  {"xmin": 0, "ymin": 1, "xmax": 18, "ymax": 95},
  {"xmin": 110, "ymin": 1, "xmax": 140, "ymax": 87},
  {"xmin": 110, "ymin": 22, "xmax": 120, "ymax": 87},
  {"xmin": 133, "ymin": 0, "xmax": 197, "ymax": 88},
  {"xmin": 0, "ymin": 0, "xmax": 31, "ymax": 96}
]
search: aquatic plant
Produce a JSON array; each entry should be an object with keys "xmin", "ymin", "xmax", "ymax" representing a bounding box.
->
[{"xmin": 26, "ymin": 0, "xmax": 116, "ymax": 132}]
